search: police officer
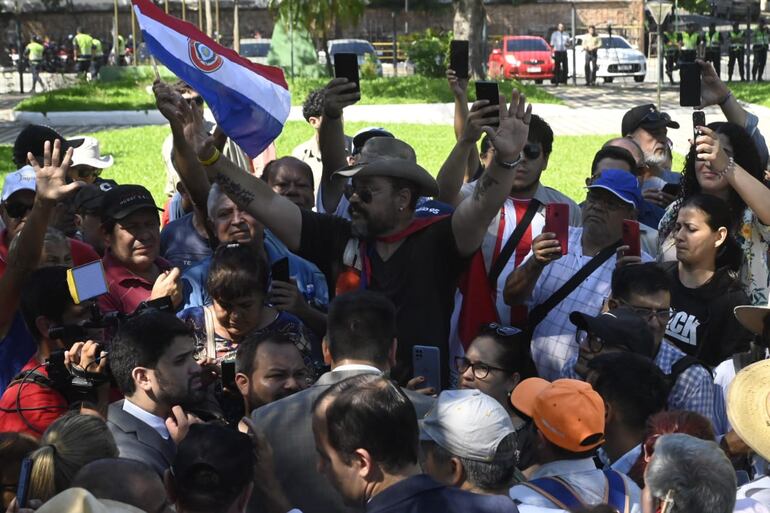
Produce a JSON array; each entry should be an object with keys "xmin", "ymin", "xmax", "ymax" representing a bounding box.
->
[
  {"xmin": 24, "ymin": 35, "xmax": 44, "ymax": 93},
  {"xmin": 72, "ymin": 27, "xmax": 93, "ymax": 76},
  {"xmin": 729, "ymin": 22, "xmax": 746, "ymax": 81},
  {"xmin": 705, "ymin": 22, "xmax": 722, "ymax": 77},
  {"xmin": 663, "ymin": 23, "xmax": 681, "ymax": 84},
  {"xmin": 91, "ymin": 36, "xmax": 103, "ymax": 77},
  {"xmin": 753, "ymin": 19, "xmax": 768, "ymax": 81},
  {"xmin": 680, "ymin": 23, "xmax": 701, "ymax": 64}
]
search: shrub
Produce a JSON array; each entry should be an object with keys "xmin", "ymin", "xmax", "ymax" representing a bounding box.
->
[
  {"xmin": 402, "ymin": 29, "xmax": 452, "ymax": 78},
  {"xmin": 361, "ymin": 52, "xmax": 379, "ymax": 79}
]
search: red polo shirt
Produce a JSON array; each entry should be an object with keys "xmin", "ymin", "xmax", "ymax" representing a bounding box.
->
[
  {"xmin": 0, "ymin": 354, "xmax": 68, "ymax": 438},
  {"xmin": 0, "ymin": 229, "xmax": 99, "ymax": 277},
  {"xmin": 98, "ymin": 250, "xmax": 172, "ymax": 315}
]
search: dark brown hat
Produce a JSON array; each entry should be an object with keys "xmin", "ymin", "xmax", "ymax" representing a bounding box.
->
[{"xmin": 334, "ymin": 158, "xmax": 438, "ymax": 197}]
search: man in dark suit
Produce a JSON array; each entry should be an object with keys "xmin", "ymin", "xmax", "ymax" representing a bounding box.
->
[
  {"xmin": 252, "ymin": 290, "xmax": 435, "ymax": 513},
  {"xmin": 107, "ymin": 310, "xmax": 206, "ymax": 476},
  {"xmin": 313, "ymin": 373, "xmax": 518, "ymax": 513}
]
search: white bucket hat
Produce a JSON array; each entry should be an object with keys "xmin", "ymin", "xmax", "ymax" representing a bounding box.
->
[{"xmin": 71, "ymin": 136, "xmax": 114, "ymax": 169}]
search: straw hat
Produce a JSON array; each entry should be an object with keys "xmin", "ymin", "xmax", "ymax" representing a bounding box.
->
[
  {"xmin": 726, "ymin": 359, "xmax": 770, "ymax": 461},
  {"xmin": 734, "ymin": 298, "xmax": 770, "ymax": 336}
]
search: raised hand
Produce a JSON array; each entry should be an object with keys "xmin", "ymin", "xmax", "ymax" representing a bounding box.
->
[
  {"xmin": 153, "ymin": 80, "xmax": 212, "ymax": 159},
  {"xmin": 166, "ymin": 405, "xmax": 202, "ymax": 444},
  {"xmin": 27, "ymin": 139, "xmax": 82, "ymax": 205},
  {"xmin": 695, "ymin": 126, "xmax": 730, "ymax": 174},
  {"xmin": 323, "ymin": 77, "xmax": 360, "ymax": 119},
  {"xmin": 150, "ymin": 267, "xmax": 182, "ymax": 307},
  {"xmin": 460, "ymin": 100, "xmax": 499, "ymax": 144},
  {"xmin": 696, "ymin": 59, "xmax": 730, "ymax": 109},
  {"xmin": 446, "ymin": 69, "xmax": 468, "ymax": 99},
  {"xmin": 530, "ymin": 232, "xmax": 563, "ymax": 266},
  {"xmin": 482, "ymin": 90, "xmax": 533, "ymax": 163}
]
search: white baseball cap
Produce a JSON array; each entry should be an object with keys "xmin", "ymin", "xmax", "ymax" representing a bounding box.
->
[
  {"xmin": 71, "ymin": 136, "xmax": 113, "ymax": 169},
  {"xmin": 1, "ymin": 165, "xmax": 36, "ymax": 202},
  {"xmin": 419, "ymin": 389, "xmax": 515, "ymax": 462}
]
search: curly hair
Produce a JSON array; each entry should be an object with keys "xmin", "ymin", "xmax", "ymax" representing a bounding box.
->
[
  {"xmin": 660, "ymin": 122, "xmax": 762, "ymax": 239},
  {"xmin": 302, "ymin": 88, "xmax": 325, "ymax": 121}
]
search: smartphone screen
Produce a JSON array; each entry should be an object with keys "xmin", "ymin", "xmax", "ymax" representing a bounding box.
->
[
  {"xmin": 221, "ymin": 360, "xmax": 236, "ymax": 389},
  {"xmin": 16, "ymin": 458, "xmax": 33, "ymax": 508},
  {"xmin": 622, "ymin": 219, "xmax": 641, "ymax": 257},
  {"xmin": 333, "ymin": 53, "xmax": 360, "ymax": 94},
  {"xmin": 545, "ymin": 203, "xmax": 570, "ymax": 255},
  {"xmin": 66, "ymin": 260, "xmax": 108, "ymax": 304},
  {"xmin": 450, "ymin": 40, "xmax": 469, "ymax": 79},
  {"xmin": 271, "ymin": 257, "xmax": 290, "ymax": 283},
  {"xmin": 474, "ymin": 81, "xmax": 500, "ymax": 127},
  {"xmin": 680, "ymin": 63, "xmax": 701, "ymax": 107},
  {"xmin": 412, "ymin": 345, "xmax": 441, "ymax": 392},
  {"xmin": 692, "ymin": 110, "xmax": 706, "ymax": 156}
]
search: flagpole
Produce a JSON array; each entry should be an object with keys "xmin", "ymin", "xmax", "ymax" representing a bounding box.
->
[
  {"xmin": 182, "ymin": 0, "xmax": 186, "ymax": 21},
  {"xmin": 131, "ymin": 5, "xmax": 137, "ymax": 66},
  {"xmin": 215, "ymin": 0, "xmax": 220, "ymax": 42},
  {"xmin": 164, "ymin": 0, "xmax": 168, "ymax": 14},
  {"xmin": 205, "ymin": 0, "xmax": 212, "ymax": 36},
  {"xmin": 113, "ymin": 0, "xmax": 118, "ymax": 64},
  {"xmin": 198, "ymin": 0, "xmax": 203, "ymax": 30},
  {"xmin": 233, "ymin": 0, "xmax": 240, "ymax": 53}
]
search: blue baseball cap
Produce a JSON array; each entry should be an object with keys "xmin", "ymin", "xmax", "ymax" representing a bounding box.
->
[{"xmin": 586, "ymin": 168, "xmax": 643, "ymax": 211}]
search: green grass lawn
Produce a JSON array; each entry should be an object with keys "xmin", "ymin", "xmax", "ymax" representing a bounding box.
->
[
  {"xmin": 15, "ymin": 76, "xmax": 561, "ymax": 113},
  {"xmin": 730, "ymin": 81, "xmax": 770, "ymax": 107},
  {"xmin": 0, "ymin": 123, "xmax": 682, "ymax": 208}
]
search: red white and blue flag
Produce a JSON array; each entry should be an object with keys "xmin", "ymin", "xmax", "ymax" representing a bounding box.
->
[{"xmin": 132, "ymin": 0, "xmax": 291, "ymax": 158}]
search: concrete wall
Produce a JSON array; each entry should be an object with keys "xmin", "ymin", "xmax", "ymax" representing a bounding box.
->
[{"xmin": 0, "ymin": 0, "xmax": 644, "ymax": 49}]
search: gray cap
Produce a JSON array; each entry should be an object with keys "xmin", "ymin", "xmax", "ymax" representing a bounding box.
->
[{"xmin": 420, "ymin": 389, "xmax": 514, "ymax": 462}]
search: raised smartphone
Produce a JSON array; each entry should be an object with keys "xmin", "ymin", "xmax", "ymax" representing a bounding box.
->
[
  {"xmin": 622, "ymin": 219, "xmax": 641, "ymax": 257},
  {"xmin": 474, "ymin": 80, "xmax": 500, "ymax": 127},
  {"xmin": 680, "ymin": 62, "xmax": 701, "ymax": 107},
  {"xmin": 450, "ymin": 40, "xmax": 469, "ymax": 79},
  {"xmin": 333, "ymin": 53, "xmax": 360, "ymax": 94},
  {"xmin": 545, "ymin": 203, "xmax": 570, "ymax": 255},
  {"xmin": 412, "ymin": 345, "xmax": 441, "ymax": 393}
]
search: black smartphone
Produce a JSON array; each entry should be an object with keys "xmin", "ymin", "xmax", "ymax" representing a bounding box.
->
[
  {"xmin": 333, "ymin": 53, "xmax": 360, "ymax": 94},
  {"xmin": 221, "ymin": 360, "xmax": 235, "ymax": 389},
  {"xmin": 693, "ymin": 110, "xmax": 706, "ymax": 140},
  {"xmin": 16, "ymin": 458, "xmax": 33, "ymax": 508},
  {"xmin": 680, "ymin": 62, "xmax": 701, "ymax": 107},
  {"xmin": 662, "ymin": 182, "xmax": 682, "ymax": 196},
  {"xmin": 271, "ymin": 257, "xmax": 290, "ymax": 283},
  {"xmin": 474, "ymin": 81, "xmax": 500, "ymax": 127},
  {"xmin": 450, "ymin": 40, "xmax": 469, "ymax": 79}
]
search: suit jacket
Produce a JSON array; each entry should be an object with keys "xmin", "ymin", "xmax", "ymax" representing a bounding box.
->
[
  {"xmin": 367, "ymin": 474, "xmax": 518, "ymax": 513},
  {"xmin": 106, "ymin": 400, "xmax": 175, "ymax": 476},
  {"xmin": 251, "ymin": 368, "xmax": 435, "ymax": 513}
]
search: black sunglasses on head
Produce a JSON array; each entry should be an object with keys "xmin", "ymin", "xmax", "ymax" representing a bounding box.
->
[{"xmin": 4, "ymin": 202, "xmax": 32, "ymax": 219}]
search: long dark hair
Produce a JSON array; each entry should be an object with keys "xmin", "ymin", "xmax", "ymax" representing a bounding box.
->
[
  {"xmin": 677, "ymin": 194, "xmax": 742, "ymax": 273},
  {"xmin": 661, "ymin": 121, "xmax": 762, "ymax": 238}
]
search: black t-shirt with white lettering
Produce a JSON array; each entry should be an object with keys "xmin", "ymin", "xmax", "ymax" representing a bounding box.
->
[
  {"xmin": 662, "ymin": 261, "xmax": 753, "ymax": 366},
  {"xmin": 298, "ymin": 210, "xmax": 469, "ymax": 386}
]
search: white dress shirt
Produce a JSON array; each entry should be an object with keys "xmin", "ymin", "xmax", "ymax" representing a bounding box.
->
[{"xmin": 122, "ymin": 398, "xmax": 170, "ymax": 440}]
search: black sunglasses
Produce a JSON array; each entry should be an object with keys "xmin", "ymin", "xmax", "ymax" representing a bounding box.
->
[
  {"xmin": 4, "ymin": 202, "xmax": 32, "ymax": 219},
  {"xmin": 343, "ymin": 183, "xmax": 373, "ymax": 204},
  {"xmin": 523, "ymin": 143, "xmax": 541, "ymax": 160}
]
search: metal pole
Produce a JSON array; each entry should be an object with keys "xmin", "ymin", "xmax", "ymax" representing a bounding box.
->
[
  {"xmin": 113, "ymin": 0, "xmax": 119, "ymax": 65},
  {"xmin": 290, "ymin": 0, "xmax": 295, "ymax": 79},
  {"xmin": 392, "ymin": 12, "xmax": 397, "ymax": 77},
  {"xmin": 15, "ymin": 0, "xmax": 23, "ymax": 94},
  {"xmin": 571, "ymin": 3, "xmax": 576, "ymax": 85},
  {"xmin": 198, "ymin": 0, "xmax": 203, "ymax": 30},
  {"xmin": 182, "ymin": 0, "xmax": 186, "ymax": 22},
  {"xmin": 404, "ymin": 0, "xmax": 408, "ymax": 34},
  {"xmin": 164, "ymin": 0, "xmax": 168, "ymax": 13},
  {"xmin": 215, "ymin": 0, "xmax": 220, "ymax": 42},
  {"xmin": 205, "ymin": 0, "xmax": 212, "ymax": 36},
  {"xmin": 657, "ymin": 21, "xmax": 662, "ymax": 110},
  {"xmin": 131, "ymin": 6, "xmax": 137, "ymax": 66},
  {"xmin": 233, "ymin": 0, "xmax": 239, "ymax": 52}
]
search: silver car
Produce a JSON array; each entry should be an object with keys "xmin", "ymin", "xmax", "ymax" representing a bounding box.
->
[
  {"xmin": 324, "ymin": 39, "xmax": 383, "ymax": 76},
  {"xmin": 573, "ymin": 33, "xmax": 647, "ymax": 83},
  {"xmin": 240, "ymin": 38, "xmax": 271, "ymax": 65}
]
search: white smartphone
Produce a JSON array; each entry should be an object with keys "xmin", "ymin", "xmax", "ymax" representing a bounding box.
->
[
  {"xmin": 412, "ymin": 345, "xmax": 441, "ymax": 392},
  {"xmin": 66, "ymin": 260, "xmax": 108, "ymax": 304}
]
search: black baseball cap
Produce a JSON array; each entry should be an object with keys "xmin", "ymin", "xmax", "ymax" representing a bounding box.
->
[
  {"xmin": 101, "ymin": 184, "xmax": 162, "ymax": 221},
  {"xmin": 569, "ymin": 306, "xmax": 655, "ymax": 357},
  {"xmin": 13, "ymin": 124, "xmax": 84, "ymax": 167},
  {"xmin": 73, "ymin": 180, "xmax": 117, "ymax": 214},
  {"xmin": 352, "ymin": 127, "xmax": 394, "ymax": 156},
  {"xmin": 621, "ymin": 104, "xmax": 680, "ymax": 137}
]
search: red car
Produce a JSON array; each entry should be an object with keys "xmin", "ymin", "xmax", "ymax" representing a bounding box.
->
[{"xmin": 487, "ymin": 35, "xmax": 555, "ymax": 83}]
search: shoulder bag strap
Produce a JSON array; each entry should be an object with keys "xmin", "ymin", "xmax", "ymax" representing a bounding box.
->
[
  {"xmin": 528, "ymin": 240, "xmax": 622, "ymax": 329},
  {"xmin": 519, "ymin": 476, "xmax": 587, "ymax": 511},
  {"xmin": 603, "ymin": 470, "xmax": 631, "ymax": 513},
  {"xmin": 203, "ymin": 306, "xmax": 217, "ymax": 359},
  {"xmin": 488, "ymin": 198, "xmax": 542, "ymax": 287}
]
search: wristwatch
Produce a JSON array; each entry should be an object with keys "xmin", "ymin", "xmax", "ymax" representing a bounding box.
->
[{"xmin": 495, "ymin": 152, "xmax": 524, "ymax": 170}]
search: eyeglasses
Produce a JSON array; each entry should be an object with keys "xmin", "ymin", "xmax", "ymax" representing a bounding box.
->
[
  {"xmin": 74, "ymin": 166, "xmax": 102, "ymax": 179},
  {"xmin": 344, "ymin": 183, "xmax": 383, "ymax": 204},
  {"xmin": 4, "ymin": 201, "xmax": 33, "ymax": 219},
  {"xmin": 616, "ymin": 299, "xmax": 674, "ymax": 323},
  {"xmin": 576, "ymin": 330, "xmax": 607, "ymax": 353},
  {"xmin": 523, "ymin": 143, "xmax": 541, "ymax": 160},
  {"xmin": 455, "ymin": 356, "xmax": 510, "ymax": 380}
]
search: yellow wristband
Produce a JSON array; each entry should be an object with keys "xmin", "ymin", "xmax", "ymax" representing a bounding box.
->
[{"xmin": 198, "ymin": 148, "xmax": 221, "ymax": 166}]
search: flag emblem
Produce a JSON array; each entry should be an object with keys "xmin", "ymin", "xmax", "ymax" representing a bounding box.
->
[{"xmin": 188, "ymin": 40, "xmax": 223, "ymax": 73}]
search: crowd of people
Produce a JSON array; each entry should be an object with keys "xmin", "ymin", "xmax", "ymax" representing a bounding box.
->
[{"xmin": 2, "ymin": 54, "xmax": 770, "ymax": 513}]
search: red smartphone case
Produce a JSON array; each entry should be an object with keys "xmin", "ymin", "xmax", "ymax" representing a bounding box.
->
[
  {"xmin": 545, "ymin": 203, "xmax": 569, "ymax": 255},
  {"xmin": 622, "ymin": 219, "xmax": 641, "ymax": 257}
]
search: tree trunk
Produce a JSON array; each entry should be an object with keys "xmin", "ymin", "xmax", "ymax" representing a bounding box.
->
[{"xmin": 453, "ymin": 0, "xmax": 485, "ymax": 78}]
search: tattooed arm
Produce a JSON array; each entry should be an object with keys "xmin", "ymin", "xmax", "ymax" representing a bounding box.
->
[
  {"xmin": 451, "ymin": 91, "xmax": 532, "ymax": 257},
  {"xmin": 205, "ymin": 156, "xmax": 303, "ymax": 250}
]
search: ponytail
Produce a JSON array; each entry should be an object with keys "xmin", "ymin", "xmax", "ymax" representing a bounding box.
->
[{"xmin": 28, "ymin": 444, "xmax": 57, "ymax": 502}]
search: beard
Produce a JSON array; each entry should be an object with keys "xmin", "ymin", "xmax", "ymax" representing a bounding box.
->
[
  {"xmin": 156, "ymin": 369, "xmax": 206, "ymax": 407},
  {"xmin": 644, "ymin": 150, "xmax": 669, "ymax": 172},
  {"xmin": 348, "ymin": 204, "xmax": 395, "ymax": 240}
]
